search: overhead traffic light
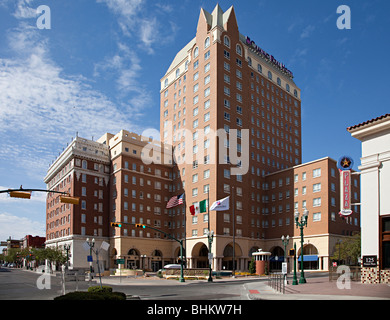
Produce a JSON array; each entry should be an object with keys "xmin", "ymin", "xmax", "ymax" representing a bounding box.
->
[
  {"xmin": 135, "ymin": 224, "xmax": 146, "ymax": 229},
  {"xmin": 111, "ymin": 222, "xmax": 122, "ymax": 228},
  {"xmin": 60, "ymin": 196, "xmax": 80, "ymax": 205},
  {"xmin": 9, "ymin": 191, "xmax": 31, "ymax": 199}
]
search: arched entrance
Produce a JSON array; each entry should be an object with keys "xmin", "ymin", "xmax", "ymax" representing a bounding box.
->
[
  {"xmin": 126, "ymin": 248, "xmax": 140, "ymax": 269},
  {"xmin": 222, "ymin": 243, "xmax": 242, "ymax": 271},
  {"xmin": 151, "ymin": 249, "xmax": 163, "ymax": 272},
  {"xmin": 190, "ymin": 242, "xmax": 209, "ymax": 268},
  {"xmin": 270, "ymin": 246, "xmax": 285, "ymax": 271},
  {"xmin": 297, "ymin": 244, "xmax": 319, "ymax": 270}
]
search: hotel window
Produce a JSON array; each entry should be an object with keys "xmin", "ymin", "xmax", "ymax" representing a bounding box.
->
[
  {"xmin": 268, "ymin": 71, "xmax": 272, "ymax": 80},
  {"xmin": 224, "ymin": 86, "xmax": 230, "ymax": 96},
  {"xmin": 204, "ymin": 100, "xmax": 210, "ymax": 110},
  {"xmin": 192, "ymin": 188, "xmax": 198, "ymax": 197},
  {"xmin": 313, "ymin": 183, "xmax": 321, "ymax": 192},
  {"xmin": 236, "ymin": 58, "xmax": 242, "ymax": 67},
  {"xmin": 313, "ymin": 212, "xmax": 321, "ymax": 222},
  {"xmin": 236, "ymin": 44, "xmax": 242, "ymax": 55},
  {"xmin": 257, "ymin": 64, "xmax": 262, "ymax": 73},
  {"xmin": 313, "ymin": 168, "xmax": 321, "ymax": 178},
  {"xmin": 313, "ymin": 197, "xmax": 321, "ymax": 207},
  {"xmin": 204, "ymin": 50, "xmax": 210, "ymax": 60},
  {"xmin": 277, "ymin": 77, "xmax": 281, "ymax": 86},
  {"xmin": 224, "ymin": 112, "xmax": 230, "ymax": 121},
  {"xmin": 224, "ymin": 50, "xmax": 230, "ymax": 59},
  {"xmin": 224, "ymin": 74, "xmax": 230, "ymax": 84},
  {"xmin": 204, "ymin": 37, "xmax": 210, "ymax": 48},
  {"xmin": 176, "ymin": 68, "xmax": 180, "ymax": 78},
  {"xmin": 193, "ymin": 60, "xmax": 199, "ymax": 70},
  {"xmin": 224, "ymin": 61, "xmax": 230, "ymax": 71},
  {"xmin": 204, "ymin": 75, "xmax": 210, "ymax": 85},
  {"xmin": 204, "ymin": 87, "xmax": 210, "ymax": 98},
  {"xmin": 286, "ymin": 83, "xmax": 290, "ymax": 92},
  {"xmin": 194, "ymin": 47, "xmax": 199, "ymax": 58},
  {"xmin": 204, "ymin": 62, "xmax": 210, "ymax": 73},
  {"xmin": 164, "ymin": 79, "xmax": 168, "ymax": 88},
  {"xmin": 224, "ymin": 35, "xmax": 230, "ymax": 47}
]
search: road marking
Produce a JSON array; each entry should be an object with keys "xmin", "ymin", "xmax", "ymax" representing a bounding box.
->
[{"xmin": 249, "ymin": 290, "xmax": 260, "ymax": 294}]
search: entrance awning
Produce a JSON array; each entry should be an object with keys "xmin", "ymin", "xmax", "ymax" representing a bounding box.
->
[
  {"xmin": 269, "ymin": 256, "xmax": 285, "ymax": 262},
  {"xmin": 298, "ymin": 255, "xmax": 318, "ymax": 262}
]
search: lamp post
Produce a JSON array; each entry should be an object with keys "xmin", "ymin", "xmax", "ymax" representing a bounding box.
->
[
  {"xmin": 64, "ymin": 244, "xmax": 71, "ymax": 270},
  {"xmin": 206, "ymin": 229, "xmax": 214, "ymax": 282},
  {"xmin": 294, "ymin": 208, "xmax": 309, "ymax": 284},
  {"xmin": 281, "ymin": 235, "xmax": 289, "ymax": 284},
  {"xmin": 292, "ymin": 242, "xmax": 298, "ymax": 285}
]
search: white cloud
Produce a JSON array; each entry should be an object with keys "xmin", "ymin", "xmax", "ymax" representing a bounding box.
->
[
  {"xmin": 0, "ymin": 212, "xmax": 45, "ymax": 240},
  {"xmin": 0, "ymin": 25, "xmax": 141, "ymax": 179},
  {"xmin": 300, "ymin": 25, "xmax": 315, "ymax": 39}
]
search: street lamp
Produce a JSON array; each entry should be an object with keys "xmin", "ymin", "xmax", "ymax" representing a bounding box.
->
[
  {"xmin": 206, "ymin": 229, "xmax": 214, "ymax": 282},
  {"xmin": 64, "ymin": 244, "xmax": 71, "ymax": 270},
  {"xmin": 86, "ymin": 238, "xmax": 95, "ymax": 286},
  {"xmin": 281, "ymin": 235, "xmax": 289, "ymax": 284},
  {"xmin": 294, "ymin": 208, "xmax": 309, "ymax": 284}
]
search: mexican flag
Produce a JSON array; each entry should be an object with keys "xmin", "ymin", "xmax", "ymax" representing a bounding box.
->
[{"xmin": 189, "ymin": 200, "xmax": 207, "ymax": 215}]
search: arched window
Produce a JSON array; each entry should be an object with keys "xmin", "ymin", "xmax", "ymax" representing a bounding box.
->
[
  {"xmin": 164, "ymin": 78, "xmax": 168, "ymax": 88},
  {"xmin": 204, "ymin": 37, "xmax": 210, "ymax": 49},
  {"xmin": 277, "ymin": 77, "xmax": 281, "ymax": 86},
  {"xmin": 185, "ymin": 60, "xmax": 189, "ymax": 71},
  {"xmin": 268, "ymin": 71, "xmax": 272, "ymax": 80},
  {"xmin": 248, "ymin": 57, "xmax": 252, "ymax": 66},
  {"xmin": 194, "ymin": 47, "xmax": 199, "ymax": 58},
  {"xmin": 257, "ymin": 64, "xmax": 262, "ymax": 73},
  {"xmin": 294, "ymin": 89, "xmax": 298, "ymax": 97},
  {"xmin": 224, "ymin": 35, "xmax": 230, "ymax": 48},
  {"xmin": 175, "ymin": 68, "xmax": 180, "ymax": 78},
  {"xmin": 286, "ymin": 84, "xmax": 290, "ymax": 92},
  {"xmin": 236, "ymin": 44, "xmax": 242, "ymax": 56}
]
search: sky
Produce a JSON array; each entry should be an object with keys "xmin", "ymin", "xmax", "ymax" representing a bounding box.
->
[{"xmin": 0, "ymin": 0, "xmax": 389, "ymax": 244}]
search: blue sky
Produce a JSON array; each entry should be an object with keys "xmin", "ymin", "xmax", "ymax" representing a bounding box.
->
[{"xmin": 0, "ymin": 0, "xmax": 389, "ymax": 243}]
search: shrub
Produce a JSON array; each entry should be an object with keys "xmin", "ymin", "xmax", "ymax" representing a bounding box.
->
[
  {"xmin": 88, "ymin": 286, "xmax": 113, "ymax": 293},
  {"xmin": 54, "ymin": 289, "xmax": 126, "ymax": 300}
]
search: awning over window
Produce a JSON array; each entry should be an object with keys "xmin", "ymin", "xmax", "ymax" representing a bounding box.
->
[{"xmin": 298, "ymin": 255, "xmax": 318, "ymax": 262}]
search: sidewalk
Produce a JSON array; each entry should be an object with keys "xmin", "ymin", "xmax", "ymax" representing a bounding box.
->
[{"xmin": 248, "ymin": 276, "xmax": 390, "ymax": 300}]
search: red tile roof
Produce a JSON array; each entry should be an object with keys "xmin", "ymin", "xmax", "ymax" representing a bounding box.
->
[{"xmin": 347, "ymin": 114, "xmax": 390, "ymax": 131}]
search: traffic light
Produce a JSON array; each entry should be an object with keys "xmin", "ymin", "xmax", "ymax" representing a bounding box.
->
[
  {"xmin": 111, "ymin": 222, "xmax": 122, "ymax": 228},
  {"xmin": 135, "ymin": 224, "xmax": 146, "ymax": 229},
  {"xmin": 60, "ymin": 196, "xmax": 80, "ymax": 205},
  {"xmin": 9, "ymin": 191, "xmax": 31, "ymax": 199},
  {"xmin": 289, "ymin": 248, "xmax": 295, "ymax": 256}
]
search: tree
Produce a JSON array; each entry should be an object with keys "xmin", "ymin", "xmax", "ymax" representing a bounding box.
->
[
  {"xmin": 330, "ymin": 233, "xmax": 361, "ymax": 265},
  {"xmin": 248, "ymin": 258, "xmax": 256, "ymax": 274}
]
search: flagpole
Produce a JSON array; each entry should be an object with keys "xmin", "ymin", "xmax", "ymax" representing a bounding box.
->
[
  {"xmin": 207, "ymin": 188, "xmax": 213, "ymax": 282},
  {"xmin": 232, "ymin": 186, "xmax": 235, "ymax": 278}
]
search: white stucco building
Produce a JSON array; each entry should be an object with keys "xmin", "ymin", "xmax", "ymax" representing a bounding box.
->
[{"xmin": 348, "ymin": 113, "xmax": 390, "ymax": 283}]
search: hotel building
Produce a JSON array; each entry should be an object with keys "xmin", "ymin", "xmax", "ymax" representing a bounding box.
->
[
  {"xmin": 44, "ymin": 5, "xmax": 360, "ymax": 273},
  {"xmin": 160, "ymin": 4, "xmax": 303, "ymax": 271}
]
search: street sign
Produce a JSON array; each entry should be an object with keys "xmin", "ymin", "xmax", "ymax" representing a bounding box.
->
[
  {"xmin": 87, "ymin": 255, "xmax": 93, "ymax": 262},
  {"xmin": 362, "ymin": 256, "xmax": 377, "ymax": 267},
  {"xmin": 282, "ymin": 262, "xmax": 287, "ymax": 274},
  {"xmin": 117, "ymin": 259, "xmax": 125, "ymax": 265}
]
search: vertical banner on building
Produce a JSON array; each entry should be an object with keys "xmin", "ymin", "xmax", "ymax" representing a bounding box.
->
[{"xmin": 337, "ymin": 156, "xmax": 354, "ymax": 217}]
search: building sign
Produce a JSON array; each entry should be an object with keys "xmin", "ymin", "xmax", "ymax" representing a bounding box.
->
[
  {"xmin": 245, "ymin": 36, "xmax": 293, "ymax": 78},
  {"xmin": 362, "ymin": 256, "xmax": 377, "ymax": 267},
  {"xmin": 338, "ymin": 156, "xmax": 354, "ymax": 217}
]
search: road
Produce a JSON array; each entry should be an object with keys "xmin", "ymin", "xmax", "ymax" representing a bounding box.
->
[{"xmin": 0, "ymin": 267, "xmax": 268, "ymax": 300}]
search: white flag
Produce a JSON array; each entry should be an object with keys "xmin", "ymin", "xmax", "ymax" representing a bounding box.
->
[{"xmin": 210, "ymin": 196, "xmax": 230, "ymax": 211}]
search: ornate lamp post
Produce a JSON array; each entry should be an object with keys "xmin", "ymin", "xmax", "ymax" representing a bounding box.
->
[
  {"xmin": 294, "ymin": 208, "xmax": 309, "ymax": 284},
  {"xmin": 206, "ymin": 229, "xmax": 214, "ymax": 282},
  {"xmin": 64, "ymin": 244, "xmax": 71, "ymax": 270},
  {"xmin": 281, "ymin": 235, "xmax": 289, "ymax": 284}
]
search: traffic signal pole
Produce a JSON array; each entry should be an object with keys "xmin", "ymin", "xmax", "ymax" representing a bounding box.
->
[{"xmin": 111, "ymin": 222, "xmax": 185, "ymax": 283}]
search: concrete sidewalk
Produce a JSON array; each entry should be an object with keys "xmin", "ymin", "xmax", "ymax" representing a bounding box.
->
[{"xmin": 247, "ymin": 276, "xmax": 390, "ymax": 300}]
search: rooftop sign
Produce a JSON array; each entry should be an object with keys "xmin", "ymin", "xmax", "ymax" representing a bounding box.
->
[{"xmin": 245, "ymin": 36, "xmax": 293, "ymax": 78}]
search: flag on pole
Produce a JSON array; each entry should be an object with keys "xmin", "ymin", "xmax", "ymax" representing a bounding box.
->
[
  {"xmin": 189, "ymin": 199, "xmax": 207, "ymax": 215},
  {"xmin": 210, "ymin": 196, "xmax": 230, "ymax": 211},
  {"xmin": 166, "ymin": 193, "xmax": 184, "ymax": 208},
  {"xmin": 189, "ymin": 203, "xmax": 200, "ymax": 216}
]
